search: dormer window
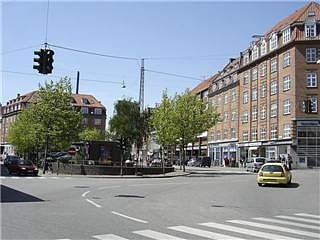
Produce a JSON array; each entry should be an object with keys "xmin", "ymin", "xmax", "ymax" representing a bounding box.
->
[
  {"xmin": 251, "ymin": 45, "xmax": 259, "ymax": 61},
  {"xmin": 243, "ymin": 53, "xmax": 250, "ymax": 65},
  {"xmin": 260, "ymin": 39, "xmax": 267, "ymax": 56},
  {"xmin": 305, "ymin": 20, "xmax": 316, "ymax": 38},
  {"xmin": 282, "ymin": 27, "xmax": 291, "ymax": 44},
  {"xmin": 269, "ymin": 33, "xmax": 278, "ymax": 51},
  {"xmin": 81, "ymin": 98, "xmax": 90, "ymax": 105}
]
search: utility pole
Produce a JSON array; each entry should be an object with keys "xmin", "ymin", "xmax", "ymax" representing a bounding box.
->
[
  {"xmin": 76, "ymin": 71, "xmax": 80, "ymax": 94},
  {"xmin": 139, "ymin": 58, "xmax": 144, "ymax": 113}
]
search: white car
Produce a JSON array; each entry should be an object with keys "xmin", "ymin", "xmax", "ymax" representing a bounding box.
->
[{"xmin": 246, "ymin": 157, "xmax": 267, "ymax": 172}]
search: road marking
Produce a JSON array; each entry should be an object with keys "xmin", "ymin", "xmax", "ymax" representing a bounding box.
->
[
  {"xmin": 86, "ymin": 199, "xmax": 101, "ymax": 208},
  {"xmin": 93, "ymin": 234, "xmax": 129, "ymax": 240},
  {"xmin": 200, "ymin": 222, "xmax": 301, "ymax": 240},
  {"xmin": 253, "ymin": 217, "xmax": 320, "ymax": 230},
  {"xmin": 169, "ymin": 225, "xmax": 245, "ymax": 240},
  {"xmin": 133, "ymin": 230, "xmax": 186, "ymax": 240},
  {"xmin": 81, "ymin": 191, "xmax": 90, "ymax": 197},
  {"xmin": 0, "ymin": 176, "xmax": 5, "ymax": 179},
  {"xmin": 51, "ymin": 176, "xmax": 59, "ymax": 179},
  {"xmin": 111, "ymin": 211, "xmax": 148, "ymax": 224},
  {"xmin": 276, "ymin": 215, "xmax": 320, "ymax": 224},
  {"xmin": 98, "ymin": 186, "xmax": 121, "ymax": 190},
  {"xmin": 295, "ymin": 213, "xmax": 320, "ymax": 219},
  {"xmin": 228, "ymin": 219, "xmax": 320, "ymax": 238},
  {"xmin": 11, "ymin": 177, "xmax": 20, "ymax": 179}
]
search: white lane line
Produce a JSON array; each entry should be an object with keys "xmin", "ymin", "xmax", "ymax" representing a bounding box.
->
[
  {"xmin": 11, "ymin": 177, "xmax": 20, "ymax": 179},
  {"xmin": 276, "ymin": 215, "xmax": 320, "ymax": 224},
  {"xmin": 81, "ymin": 191, "xmax": 90, "ymax": 197},
  {"xmin": 86, "ymin": 199, "xmax": 102, "ymax": 208},
  {"xmin": 200, "ymin": 222, "xmax": 301, "ymax": 240},
  {"xmin": 253, "ymin": 217, "xmax": 320, "ymax": 230},
  {"xmin": 228, "ymin": 219, "xmax": 320, "ymax": 238},
  {"xmin": 64, "ymin": 177, "xmax": 71, "ymax": 179},
  {"xmin": 93, "ymin": 234, "xmax": 129, "ymax": 240},
  {"xmin": 37, "ymin": 176, "xmax": 47, "ymax": 179},
  {"xmin": 98, "ymin": 186, "xmax": 121, "ymax": 190},
  {"xmin": 51, "ymin": 177, "xmax": 59, "ymax": 179},
  {"xmin": 169, "ymin": 225, "xmax": 245, "ymax": 240},
  {"xmin": 0, "ymin": 176, "xmax": 6, "ymax": 179},
  {"xmin": 295, "ymin": 213, "xmax": 320, "ymax": 219},
  {"xmin": 133, "ymin": 230, "xmax": 186, "ymax": 240},
  {"xmin": 111, "ymin": 211, "xmax": 148, "ymax": 224}
]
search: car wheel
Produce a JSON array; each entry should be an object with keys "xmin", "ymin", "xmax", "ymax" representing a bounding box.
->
[{"xmin": 258, "ymin": 183, "xmax": 263, "ymax": 187}]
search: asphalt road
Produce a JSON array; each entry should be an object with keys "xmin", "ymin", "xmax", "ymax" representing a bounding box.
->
[{"xmin": 1, "ymin": 167, "xmax": 320, "ymax": 240}]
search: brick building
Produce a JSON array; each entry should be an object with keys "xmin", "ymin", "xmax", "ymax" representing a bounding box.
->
[
  {"xmin": 192, "ymin": 2, "xmax": 320, "ymax": 168},
  {"xmin": 0, "ymin": 91, "xmax": 106, "ymax": 146}
]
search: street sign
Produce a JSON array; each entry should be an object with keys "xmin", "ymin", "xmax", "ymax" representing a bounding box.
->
[{"xmin": 68, "ymin": 147, "xmax": 76, "ymax": 156}]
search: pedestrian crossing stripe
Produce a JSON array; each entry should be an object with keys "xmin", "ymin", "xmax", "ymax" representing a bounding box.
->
[
  {"xmin": 168, "ymin": 225, "xmax": 246, "ymax": 240},
  {"xmin": 228, "ymin": 219, "xmax": 319, "ymax": 238},
  {"xmin": 199, "ymin": 222, "xmax": 302, "ymax": 240},
  {"xmin": 275, "ymin": 215, "xmax": 320, "ymax": 224},
  {"xmin": 55, "ymin": 212, "xmax": 320, "ymax": 240},
  {"xmin": 253, "ymin": 217, "xmax": 320, "ymax": 230}
]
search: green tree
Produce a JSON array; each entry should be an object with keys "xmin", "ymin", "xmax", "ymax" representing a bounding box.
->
[
  {"xmin": 152, "ymin": 90, "xmax": 219, "ymax": 172},
  {"xmin": 79, "ymin": 127, "xmax": 105, "ymax": 141},
  {"xmin": 8, "ymin": 77, "xmax": 82, "ymax": 172}
]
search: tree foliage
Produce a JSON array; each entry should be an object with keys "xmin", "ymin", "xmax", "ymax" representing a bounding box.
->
[
  {"xmin": 79, "ymin": 127, "xmax": 105, "ymax": 141},
  {"xmin": 8, "ymin": 78, "xmax": 82, "ymax": 156}
]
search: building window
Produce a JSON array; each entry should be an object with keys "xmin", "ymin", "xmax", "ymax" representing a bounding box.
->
[
  {"xmin": 94, "ymin": 118, "xmax": 102, "ymax": 125},
  {"xmin": 223, "ymin": 129, "xmax": 228, "ymax": 139},
  {"xmin": 283, "ymin": 124, "xmax": 291, "ymax": 139},
  {"xmin": 283, "ymin": 99, "xmax": 291, "ymax": 115},
  {"xmin": 80, "ymin": 107, "xmax": 89, "ymax": 114},
  {"xmin": 243, "ymin": 53, "xmax": 250, "ymax": 65},
  {"xmin": 81, "ymin": 118, "xmax": 88, "ymax": 125},
  {"xmin": 269, "ymin": 33, "xmax": 278, "ymax": 51},
  {"xmin": 260, "ymin": 39, "xmax": 267, "ymax": 56},
  {"xmin": 270, "ymin": 81, "xmax": 278, "ymax": 95},
  {"xmin": 81, "ymin": 98, "xmax": 90, "ymax": 105},
  {"xmin": 216, "ymin": 131, "xmax": 221, "ymax": 140},
  {"xmin": 283, "ymin": 75, "xmax": 291, "ymax": 91},
  {"xmin": 252, "ymin": 45, "xmax": 258, "ymax": 61},
  {"xmin": 270, "ymin": 125, "xmax": 278, "ymax": 140},
  {"xmin": 306, "ymin": 71, "xmax": 317, "ymax": 87},
  {"xmin": 305, "ymin": 22, "xmax": 316, "ymax": 38},
  {"xmin": 224, "ymin": 94, "xmax": 229, "ymax": 104},
  {"xmin": 306, "ymin": 48, "xmax": 317, "ymax": 63},
  {"xmin": 251, "ymin": 88, "xmax": 258, "ymax": 101},
  {"xmin": 252, "ymin": 67, "xmax": 258, "ymax": 81},
  {"xmin": 243, "ymin": 91, "xmax": 249, "ymax": 104},
  {"xmin": 260, "ymin": 63, "xmax": 266, "ymax": 77},
  {"xmin": 261, "ymin": 84, "xmax": 267, "ymax": 98},
  {"xmin": 270, "ymin": 103, "xmax": 277, "ymax": 117},
  {"xmin": 252, "ymin": 128, "xmax": 258, "ymax": 141},
  {"xmin": 231, "ymin": 128, "xmax": 236, "ymax": 139},
  {"xmin": 231, "ymin": 111, "xmax": 237, "ymax": 121},
  {"xmin": 231, "ymin": 90, "xmax": 237, "ymax": 102},
  {"xmin": 260, "ymin": 127, "xmax": 266, "ymax": 140},
  {"xmin": 242, "ymin": 111, "xmax": 249, "ymax": 123},
  {"xmin": 224, "ymin": 112, "xmax": 229, "ymax": 122},
  {"xmin": 94, "ymin": 108, "xmax": 102, "ymax": 115},
  {"xmin": 252, "ymin": 107, "xmax": 258, "ymax": 121},
  {"xmin": 270, "ymin": 58, "xmax": 277, "ymax": 73},
  {"xmin": 283, "ymin": 52, "xmax": 291, "ymax": 67},
  {"xmin": 242, "ymin": 131, "xmax": 249, "ymax": 141},
  {"xmin": 243, "ymin": 71, "xmax": 249, "ymax": 84},
  {"xmin": 282, "ymin": 27, "xmax": 291, "ymax": 44},
  {"xmin": 260, "ymin": 106, "xmax": 267, "ymax": 120}
]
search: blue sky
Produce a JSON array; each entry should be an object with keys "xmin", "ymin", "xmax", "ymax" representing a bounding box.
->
[{"xmin": 1, "ymin": 0, "xmax": 308, "ymax": 127}]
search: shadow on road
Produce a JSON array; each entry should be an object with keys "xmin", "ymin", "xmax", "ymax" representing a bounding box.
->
[
  {"xmin": 262, "ymin": 182, "xmax": 300, "ymax": 188},
  {"xmin": 0, "ymin": 185, "xmax": 45, "ymax": 203}
]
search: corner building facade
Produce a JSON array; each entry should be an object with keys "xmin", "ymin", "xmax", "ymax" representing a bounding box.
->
[{"xmin": 237, "ymin": 2, "xmax": 320, "ymax": 168}]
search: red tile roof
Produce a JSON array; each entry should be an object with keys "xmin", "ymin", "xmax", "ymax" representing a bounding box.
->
[{"xmin": 191, "ymin": 74, "xmax": 219, "ymax": 94}]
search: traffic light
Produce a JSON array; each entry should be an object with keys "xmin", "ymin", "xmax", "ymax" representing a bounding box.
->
[
  {"xmin": 33, "ymin": 48, "xmax": 54, "ymax": 74},
  {"xmin": 45, "ymin": 49, "xmax": 54, "ymax": 74},
  {"xmin": 304, "ymin": 99, "xmax": 313, "ymax": 113},
  {"xmin": 33, "ymin": 49, "xmax": 46, "ymax": 74}
]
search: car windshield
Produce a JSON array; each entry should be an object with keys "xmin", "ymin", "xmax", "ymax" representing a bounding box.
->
[
  {"xmin": 262, "ymin": 165, "xmax": 284, "ymax": 172},
  {"xmin": 18, "ymin": 160, "xmax": 33, "ymax": 166}
]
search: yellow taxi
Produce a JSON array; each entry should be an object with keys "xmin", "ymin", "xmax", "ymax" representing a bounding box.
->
[{"xmin": 257, "ymin": 162, "xmax": 292, "ymax": 186}]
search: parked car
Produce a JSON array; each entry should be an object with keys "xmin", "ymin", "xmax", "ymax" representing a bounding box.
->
[
  {"xmin": 200, "ymin": 157, "xmax": 211, "ymax": 167},
  {"xmin": 150, "ymin": 159, "xmax": 162, "ymax": 167},
  {"xmin": 257, "ymin": 162, "xmax": 292, "ymax": 186},
  {"xmin": 246, "ymin": 157, "xmax": 266, "ymax": 172},
  {"xmin": 4, "ymin": 155, "xmax": 21, "ymax": 165},
  {"xmin": 5, "ymin": 159, "xmax": 38, "ymax": 176},
  {"xmin": 187, "ymin": 158, "xmax": 201, "ymax": 167}
]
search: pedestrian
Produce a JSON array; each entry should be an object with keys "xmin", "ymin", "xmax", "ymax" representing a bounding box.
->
[{"xmin": 287, "ymin": 154, "xmax": 293, "ymax": 170}]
